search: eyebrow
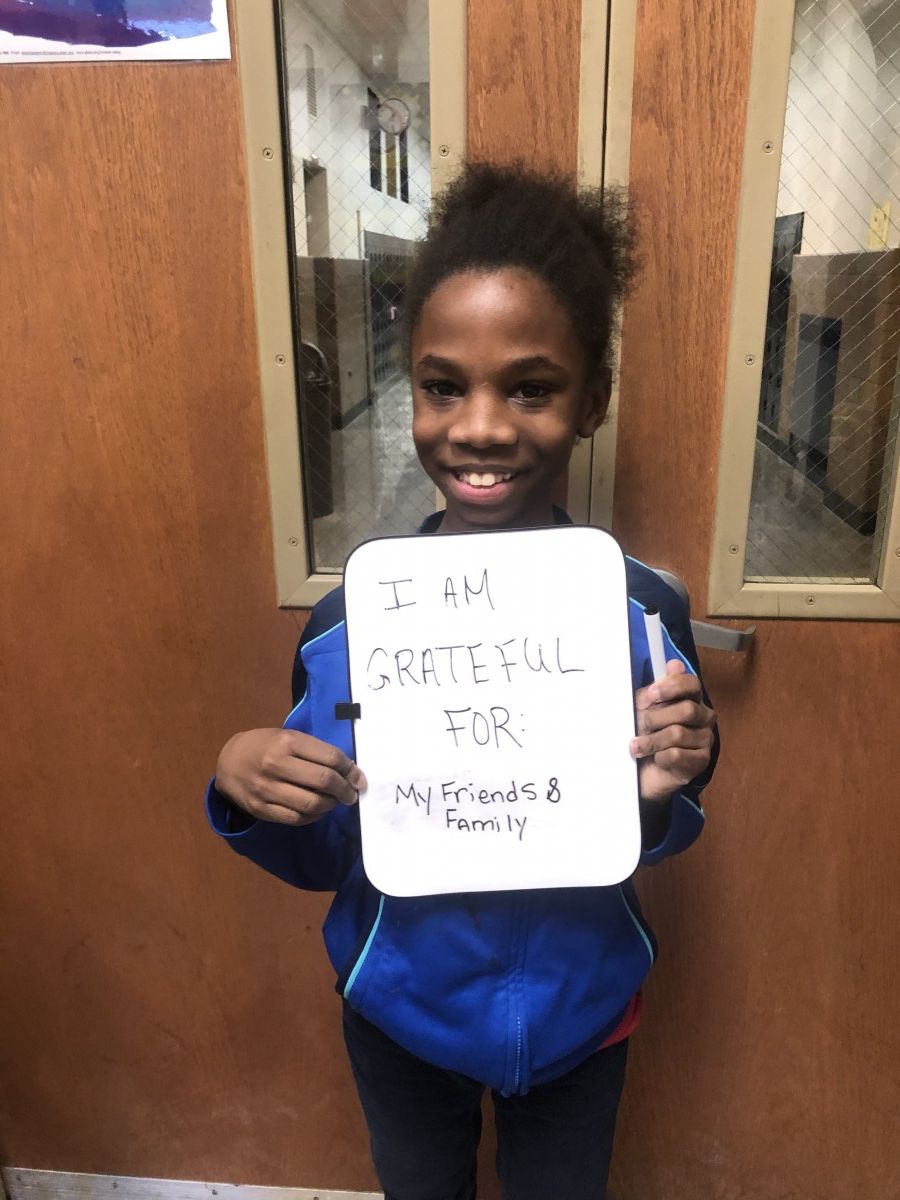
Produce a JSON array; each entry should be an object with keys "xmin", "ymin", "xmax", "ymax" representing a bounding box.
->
[{"xmin": 415, "ymin": 353, "xmax": 566, "ymax": 374}]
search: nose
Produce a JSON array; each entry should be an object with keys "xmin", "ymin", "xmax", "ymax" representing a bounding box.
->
[{"xmin": 447, "ymin": 388, "xmax": 517, "ymax": 448}]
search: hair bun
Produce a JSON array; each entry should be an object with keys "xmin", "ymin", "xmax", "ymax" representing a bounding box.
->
[{"xmin": 406, "ymin": 161, "xmax": 637, "ymax": 378}]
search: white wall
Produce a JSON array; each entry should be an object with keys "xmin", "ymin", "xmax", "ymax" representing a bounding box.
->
[
  {"xmin": 282, "ymin": 0, "xmax": 430, "ymax": 260},
  {"xmin": 871, "ymin": 53, "xmax": 900, "ymax": 239},
  {"xmin": 777, "ymin": 0, "xmax": 898, "ymax": 254}
]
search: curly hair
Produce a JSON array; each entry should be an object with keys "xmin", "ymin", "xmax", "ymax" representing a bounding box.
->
[{"xmin": 405, "ymin": 162, "xmax": 637, "ymax": 381}]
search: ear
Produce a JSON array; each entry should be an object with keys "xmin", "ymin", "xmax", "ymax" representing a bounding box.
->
[{"xmin": 577, "ymin": 367, "xmax": 612, "ymax": 439}]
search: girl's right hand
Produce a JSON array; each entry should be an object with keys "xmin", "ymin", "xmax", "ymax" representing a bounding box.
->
[{"xmin": 215, "ymin": 728, "xmax": 366, "ymax": 826}]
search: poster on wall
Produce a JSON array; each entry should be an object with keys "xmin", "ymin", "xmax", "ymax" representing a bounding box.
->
[{"xmin": 0, "ymin": 0, "xmax": 231, "ymax": 62}]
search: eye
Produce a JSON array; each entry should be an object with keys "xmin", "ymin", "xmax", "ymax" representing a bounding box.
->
[
  {"xmin": 511, "ymin": 381, "xmax": 554, "ymax": 404},
  {"xmin": 420, "ymin": 378, "xmax": 463, "ymax": 399}
]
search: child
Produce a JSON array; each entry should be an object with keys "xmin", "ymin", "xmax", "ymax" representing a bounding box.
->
[{"xmin": 207, "ymin": 164, "xmax": 718, "ymax": 1200}]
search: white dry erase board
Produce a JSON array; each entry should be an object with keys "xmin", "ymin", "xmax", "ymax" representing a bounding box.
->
[{"xmin": 342, "ymin": 525, "xmax": 640, "ymax": 897}]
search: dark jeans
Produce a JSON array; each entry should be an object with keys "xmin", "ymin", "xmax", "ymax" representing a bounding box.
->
[{"xmin": 343, "ymin": 1003, "xmax": 628, "ymax": 1200}]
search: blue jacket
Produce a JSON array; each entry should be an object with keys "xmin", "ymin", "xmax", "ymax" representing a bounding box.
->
[{"xmin": 206, "ymin": 517, "xmax": 717, "ymax": 1095}]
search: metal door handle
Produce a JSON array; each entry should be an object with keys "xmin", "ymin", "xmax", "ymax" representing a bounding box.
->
[
  {"xmin": 651, "ymin": 567, "xmax": 755, "ymax": 652},
  {"xmin": 690, "ymin": 620, "xmax": 755, "ymax": 652},
  {"xmin": 298, "ymin": 340, "xmax": 330, "ymax": 386}
]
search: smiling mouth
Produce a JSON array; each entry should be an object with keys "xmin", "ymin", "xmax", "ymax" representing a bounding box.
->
[{"xmin": 450, "ymin": 469, "xmax": 519, "ymax": 488}]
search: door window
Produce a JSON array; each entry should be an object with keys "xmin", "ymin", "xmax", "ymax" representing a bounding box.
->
[
  {"xmin": 711, "ymin": 0, "xmax": 900, "ymax": 618},
  {"xmin": 234, "ymin": 0, "xmax": 465, "ymax": 604},
  {"xmin": 282, "ymin": 0, "xmax": 436, "ymax": 574}
]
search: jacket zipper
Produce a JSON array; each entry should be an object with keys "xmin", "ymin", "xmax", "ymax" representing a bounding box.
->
[
  {"xmin": 514, "ymin": 1013, "xmax": 523, "ymax": 1093},
  {"xmin": 338, "ymin": 894, "xmax": 385, "ymax": 997},
  {"xmin": 508, "ymin": 892, "xmax": 528, "ymax": 1094}
]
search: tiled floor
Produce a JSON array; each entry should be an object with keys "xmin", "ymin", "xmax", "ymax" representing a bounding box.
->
[
  {"xmin": 745, "ymin": 439, "xmax": 878, "ymax": 582},
  {"xmin": 310, "ymin": 375, "xmax": 435, "ymax": 572}
]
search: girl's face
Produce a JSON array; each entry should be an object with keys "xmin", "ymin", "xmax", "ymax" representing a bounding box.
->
[{"xmin": 411, "ymin": 268, "xmax": 608, "ymax": 533}]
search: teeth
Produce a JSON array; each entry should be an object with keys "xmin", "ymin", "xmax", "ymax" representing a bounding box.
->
[{"xmin": 457, "ymin": 471, "xmax": 514, "ymax": 487}]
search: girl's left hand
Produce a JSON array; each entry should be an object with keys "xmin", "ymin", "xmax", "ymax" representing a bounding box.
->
[{"xmin": 630, "ymin": 659, "xmax": 716, "ymax": 802}]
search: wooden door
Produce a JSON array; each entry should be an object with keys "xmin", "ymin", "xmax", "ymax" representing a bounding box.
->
[
  {"xmin": 607, "ymin": 3, "xmax": 900, "ymax": 1197},
  {"xmin": 2, "ymin": 2, "xmax": 897, "ymax": 1198},
  {"xmin": 0, "ymin": 17, "xmax": 374, "ymax": 1194}
]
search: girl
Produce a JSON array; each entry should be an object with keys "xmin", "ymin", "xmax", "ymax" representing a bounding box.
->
[{"xmin": 208, "ymin": 164, "xmax": 717, "ymax": 1200}]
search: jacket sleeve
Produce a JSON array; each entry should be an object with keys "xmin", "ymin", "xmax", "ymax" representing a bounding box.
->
[
  {"xmin": 629, "ymin": 581, "xmax": 719, "ymax": 867},
  {"xmin": 204, "ymin": 598, "xmax": 361, "ymax": 892},
  {"xmin": 204, "ymin": 776, "xmax": 360, "ymax": 892}
]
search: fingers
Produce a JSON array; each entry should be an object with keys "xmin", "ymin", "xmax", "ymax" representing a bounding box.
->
[
  {"xmin": 637, "ymin": 697, "xmax": 715, "ymax": 735},
  {"xmin": 285, "ymin": 731, "xmax": 367, "ymax": 791},
  {"xmin": 635, "ymin": 661, "xmax": 700, "ymax": 710},
  {"xmin": 659, "ymin": 657, "xmax": 685, "ymax": 679},
  {"xmin": 261, "ymin": 781, "xmax": 344, "ymax": 823},
  {"xmin": 630, "ymin": 723, "xmax": 715, "ymax": 761},
  {"xmin": 216, "ymin": 728, "xmax": 367, "ymax": 826},
  {"xmin": 237, "ymin": 773, "xmax": 344, "ymax": 824},
  {"xmin": 637, "ymin": 752, "xmax": 708, "ymax": 800},
  {"xmin": 630, "ymin": 658, "xmax": 716, "ymax": 797},
  {"xmin": 262, "ymin": 730, "xmax": 366, "ymax": 806},
  {"xmin": 252, "ymin": 800, "xmax": 318, "ymax": 827},
  {"xmin": 266, "ymin": 752, "xmax": 361, "ymax": 809},
  {"xmin": 649, "ymin": 747, "xmax": 710, "ymax": 779}
]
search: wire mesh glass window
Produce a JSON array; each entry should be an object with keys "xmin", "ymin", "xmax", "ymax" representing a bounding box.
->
[
  {"xmin": 280, "ymin": 0, "xmax": 434, "ymax": 574},
  {"xmin": 745, "ymin": 0, "xmax": 900, "ymax": 585}
]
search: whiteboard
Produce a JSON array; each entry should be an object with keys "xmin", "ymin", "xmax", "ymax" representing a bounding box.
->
[{"xmin": 342, "ymin": 525, "xmax": 640, "ymax": 896}]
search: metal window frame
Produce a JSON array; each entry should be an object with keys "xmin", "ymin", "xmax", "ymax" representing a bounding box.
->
[
  {"xmin": 708, "ymin": 0, "xmax": 900, "ymax": 620},
  {"xmin": 234, "ymin": 0, "xmax": 466, "ymax": 607},
  {"xmin": 570, "ymin": 0, "xmax": 638, "ymax": 527}
]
